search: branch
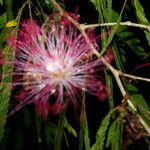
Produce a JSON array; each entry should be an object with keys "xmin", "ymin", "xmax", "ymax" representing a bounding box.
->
[
  {"xmin": 83, "ymin": 21, "xmax": 150, "ymax": 31},
  {"xmin": 119, "ymin": 71, "xmax": 150, "ymax": 82},
  {"xmin": 50, "ymin": 0, "xmax": 150, "ymax": 134}
]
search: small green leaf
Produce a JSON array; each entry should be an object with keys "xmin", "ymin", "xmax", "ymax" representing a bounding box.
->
[
  {"xmin": 132, "ymin": 0, "xmax": 150, "ymax": 47},
  {"xmin": 144, "ymin": 31, "xmax": 150, "ymax": 46},
  {"xmin": 0, "ymin": 13, "xmax": 7, "ymax": 28},
  {"xmin": 117, "ymin": 30, "xmax": 134, "ymax": 39},
  {"xmin": 45, "ymin": 122, "xmax": 56, "ymax": 144},
  {"xmin": 127, "ymin": 39, "xmax": 141, "ymax": 45},
  {"xmin": 112, "ymin": 42, "xmax": 125, "ymax": 71},
  {"xmin": 111, "ymin": 10, "xmax": 119, "ymax": 22},
  {"xmin": 79, "ymin": 92, "xmax": 90, "ymax": 150},
  {"xmin": 64, "ymin": 118, "xmax": 77, "ymax": 138},
  {"xmin": 126, "ymin": 84, "xmax": 138, "ymax": 92},
  {"xmin": 0, "ymin": 0, "xmax": 3, "ymax": 5},
  {"xmin": 35, "ymin": 113, "xmax": 42, "ymax": 143},
  {"xmin": 91, "ymin": 110, "xmax": 114, "ymax": 150},
  {"xmin": 0, "ymin": 30, "xmax": 7, "ymax": 45},
  {"xmin": 106, "ymin": 117, "xmax": 123, "ymax": 150},
  {"xmin": 105, "ymin": 71, "xmax": 115, "ymax": 111},
  {"xmin": 133, "ymin": 0, "xmax": 148, "ymax": 24},
  {"xmin": 131, "ymin": 94, "xmax": 149, "ymax": 110},
  {"xmin": 54, "ymin": 108, "xmax": 66, "ymax": 150},
  {"xmin": 117, "ymin": 29, "xmax": 147, "ymax": 58}
]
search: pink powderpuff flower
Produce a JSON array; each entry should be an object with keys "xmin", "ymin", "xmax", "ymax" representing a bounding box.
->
[{"xmin": 9, "ymin": 17, "xmax": 109, "ymax": 118}]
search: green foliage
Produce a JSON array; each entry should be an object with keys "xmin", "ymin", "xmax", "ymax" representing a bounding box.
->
[
  {"xmin": 0, "ymin": 88, "xmax": 9, "ymax": 143},
  {"xmin": 64, "ymin": 117, "xmax": 77, "ymax": 138},
  {"xmin": 126, "ymin": 83, "xmax": 150, "ymax": 130},
  {"xmin": 6, "ymin": 0, "xmax": 14, "ymax": 20},
  {"xmin": 91, "ymin": 0, "xmax": 128, "ymax": 56},
  {"xmin": 132, "ymin": 0, "xmax": 148, "ymax": 24},
  {"xmin": 35, "ymin": 112, "xmax": 42, "ymax": 144},
  {"xmin": 79, "ymin": 93, "xmax": 90, "ymax": 150},
  {"xmin": 0, "ymin": 13, "xmax": 7, "ymax": 29},
  {"xmin": 0, "ymin": 48, "xmax": 13, "ymax": 144},
  {"xmin": 144, "ymin": 31, "xmax": 150, "ymax": 47},
  {"xmin": 112, "ymin": 41, "xmax": 125, "ymax": 71},
  {"xmin": 0, "ymin": 0, "xmax": 14, "ymax": 142},
  {"xmin": 126, "ymin": 83, "xmax": 138, "ymax": 92},
  {"xmin": 132, "ymin": 0, "xmax": 150, "ymax": 47},
  {"xmin": 54, "ymin": 108, "xmax": 66, "ymax": 150},
  {"xmin": 91, "ymin": 110, "xmax": 114, "ymax": 150},
  {"xmin": 106, "ymin": 117, "xmax": 123, "ymax": 150},
  {"xmin": 138, "ymin": 107, "xmax": 150, "ymax": 126},
  {"xmin": 0, "ymin": 13, "xmax": 7, "ymax": 49},
  {"xmin": 105, "ymin": 71, "xmax": 115, "ymax": 111},
  {"xmin": 0, "ymin": 0, "xmax": 15, "ymax": 142},
  {"xmin": 0, "ymin": 0, "xmax": 36, "ymax": 145},
  {"xmin": 0, "ymin": 0, "xmax": 3, "ymax": 5},
  {"xmin": 116, "ymin": 26, "xmax": 148, "ymax": 58},
  {"xmin": 90, "ymin": 0, "xmax": 112, "ymax": 22},
  {"xmin": 131, "ymin": 94, "xmax": 149, "ymax": 110},
  {"xmin": 126, "ymin": 83, "xmax": 149, "ymax": 110},
  {"xmin": 45, "ymin": 122, "xmax": 56, "ymax": 145}
]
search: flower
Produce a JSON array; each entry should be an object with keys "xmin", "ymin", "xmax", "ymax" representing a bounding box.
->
[{"xmin": 10, "ymin": 16, "xmax": 108, "ymax": 117}]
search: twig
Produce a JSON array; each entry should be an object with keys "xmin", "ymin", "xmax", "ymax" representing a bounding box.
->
[
  {"xmin": 83, "ymin": 21, "xmax": 150, "ymax": 31},
  {"xmin": 50, "ymin": 0, "xmax": 150, "ymax": 134},
  {"xmin": 119, "ymin": 71, "xmax": 150, "ymax": 82}
]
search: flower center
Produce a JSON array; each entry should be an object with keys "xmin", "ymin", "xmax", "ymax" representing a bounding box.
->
[{"xmin": 46, "ymin": 60, "xmax": 70, "ymax": 80}]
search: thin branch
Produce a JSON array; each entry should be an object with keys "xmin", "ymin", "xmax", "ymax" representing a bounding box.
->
[
  {"xmin": 50, "ymin": 0, "xmax": 150, "ymax": 134},
  {"xmin": 119, "ymin": 71, "xmax": 150, "ymax": 82},
  {"xmin": 83, "ymin": 21, "xmax": 150, "ymax": 31}
]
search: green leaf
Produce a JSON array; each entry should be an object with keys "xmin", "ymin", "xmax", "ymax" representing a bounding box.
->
[
  {"xmin": 64, "ymin": 117, "xmax": 77, "ymax": 138},
  {"xmin": 133, "ymin": 0, "xmax": 148, "ymax": 24},
  {"xmin": 79, "ymin": 92, "xmax": 90, "ymax": 150},
  {"xmin": 116, "ymin": 28, "xmax": 147, "ymax": 58},
  {"xmin": 0, "ymin": 30, "xmax": 7, "ymax": 45},
  {"xmin": 126, "ymin": 83, "xmax": 138, "ymax": 92},
  {"xmin": 111, "ymin": 10, "xmax": 119, "ymax": 22},
  {"xmin": 54, "ymin": 108, "xmax": 66, "ymax": 150},
  {"xmin": 106, "ymin": 117, "xmax": 123, "ymax": 150},
  {"xmin": 112, "ymin": 43, "xmax": 125, "ymax": 71},
  {"xmin": 0, "ymin": 0, "xmax": 3, "ymax": 5},
  {"xmin": 90, "ymin": 0, "xmax": 112, "ymax": 22},
  {"xmin": 6, "ymin": 0, "xmax": 14, "ymax": 20},
  {"xmin": 138, "ymin": 107, "xmax": 150, "ymax": 126},
  {"xmin": 91, "ymin": 110, "xmax": 114, "ymax": 150},
  {"xmin": 127, "ymin": 39, "xmax": 141, "ymax": 45},
  {"xmin": 131, "ymin": 94, "xmax": 149, "ymax": 110},
  {"xmin": 100, "ymin": 0, "xmax": 128, "ymax": 56},
  {"xmin": 117, "ymin": 30, "xmax": 134, "ymax": 39},
  {"xmin": 0, "ymin": 88, "xmax": 9, "ymax": 143},
  {"xmin": 132, "ymin": 0, "xmax": 150, "ymax": 47},
  {"xmin": 35, "ymin": 113, "xmax": 42, "ymax": 143},
  {"xmin": 0, "ymin": 13, "xmax": 7, "ymax": 29},
  {"xmin": 45, "ymin": 122, "xmax": 56, "ymax": 144},
  {"xmin": 105, "ymin": 71, "xmax": 115, "ymax": 111},
  {"xmin": 0, "ymin": 47, "xmax": 13, "ymax": 143},
  {"xmin": 144, "ymin": 31, "xmax": 150, "ymax": 46}
]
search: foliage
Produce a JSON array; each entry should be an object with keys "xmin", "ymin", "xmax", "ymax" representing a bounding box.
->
[
  {"xmin": 0, "ymin": 0, "xmax": 150, "ymax": 150},
  {"xmin": 91, "ymin": 110, "xmax": 114, "ymax": 150}
]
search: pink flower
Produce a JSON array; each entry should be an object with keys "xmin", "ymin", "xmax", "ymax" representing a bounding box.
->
[{"xmin": 10, "ymin": 17, "xmax": 108, "ymax": 117}]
